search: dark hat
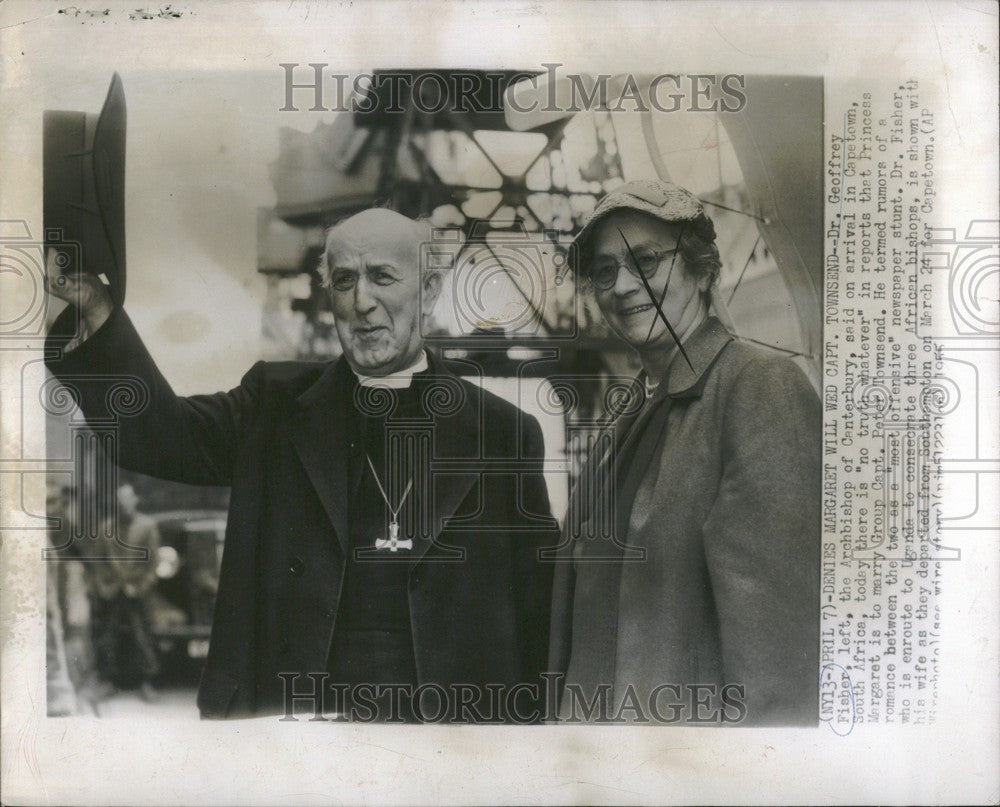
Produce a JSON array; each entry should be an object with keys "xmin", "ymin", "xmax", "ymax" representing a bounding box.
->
[{"xmin": 44, "ymin": 73, "xmax": 126, "ymax": 307}]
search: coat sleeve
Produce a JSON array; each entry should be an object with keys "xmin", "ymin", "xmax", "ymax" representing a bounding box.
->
[
  {"xmin": 701, "ymin": 356, "xmax": 821, "ymax": 726},
  {"xmin": 45, "ymin": 305, "xmax": 262, "ymax": 486}
]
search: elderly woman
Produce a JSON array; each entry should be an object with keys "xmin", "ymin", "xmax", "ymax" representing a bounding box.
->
[{"xmin": 548, "ymin": 179, "xmax": 820, "ymax": 726}]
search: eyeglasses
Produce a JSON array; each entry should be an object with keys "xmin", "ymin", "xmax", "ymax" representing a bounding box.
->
[{"xmin": 590, "ymin": 248, "xmax": 679, "ymax": 291}]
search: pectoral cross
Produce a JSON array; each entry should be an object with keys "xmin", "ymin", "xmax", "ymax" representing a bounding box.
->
[
  {"xmin": 375, "ymin": 520, "xmax": 413, "ymax": 552},
  {"xmin": 367, "ymin": 455, "xmax": 414, "ymax": 552}
]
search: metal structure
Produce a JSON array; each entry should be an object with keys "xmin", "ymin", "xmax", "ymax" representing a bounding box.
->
[
  {"xmin": 262, "ymin": 69, "xmax": 628, "ymax": 354},
  {"xmin": 260, "ymin": 70, "xmax": 823, "ymax": 390}
]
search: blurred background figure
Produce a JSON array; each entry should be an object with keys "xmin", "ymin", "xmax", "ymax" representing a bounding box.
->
[
  {"xmin": 45, "ymin": 482, "xmax": 77, "ymax": 716},
  {"xmin": 85, "ymin": 484, "xmax": 162, "ymax": 703}
]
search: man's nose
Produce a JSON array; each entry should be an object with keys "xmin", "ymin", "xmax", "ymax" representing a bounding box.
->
[{"xmin": 353, "ymin": 276, "xmax": 377, "ymax": 314}]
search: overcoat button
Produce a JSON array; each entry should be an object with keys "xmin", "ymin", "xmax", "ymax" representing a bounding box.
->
[{"xmin": 289, "ymin": 555, "xmax": 304, "ymax": 576}]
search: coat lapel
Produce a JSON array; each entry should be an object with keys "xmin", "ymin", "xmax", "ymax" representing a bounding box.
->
[
  {"xmin": 608, "ymin": 317, "xmax": 735, "ymax": 543},
  {"xmin": 664, "ymin": 316, "xmax": 735, "ymax": 397},
  {"xmin": 290, "ymin": 353, "xmax": 485, "ymax": 565},
  {"xmin": 612, "ymin": 396, "xmax": 673, "ymax": 544},
  {"xmin": 291, "ymin": 359, "xmax": 352, "ymax": 557},
  {"xmin": 406, "ymin": 354, "xmax": 485, "ymax": 565}
]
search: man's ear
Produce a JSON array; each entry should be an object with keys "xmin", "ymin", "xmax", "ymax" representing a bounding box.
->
[{"xmin": 421, "ymin": 270, "xmax": 443, "ymax": 316}]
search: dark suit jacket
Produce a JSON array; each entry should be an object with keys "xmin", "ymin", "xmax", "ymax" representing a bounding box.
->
[
  {"xmin": 549, "ymin": 317, "xmax": 821, "ymax": 726},
  {"xmin": 46, "ymin": 306, "xmax": 557, "ymax": 720}
]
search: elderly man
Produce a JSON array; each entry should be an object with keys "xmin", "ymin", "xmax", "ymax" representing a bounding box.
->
[{"xmin": 45, "ymin": 208, "xmax": 556, "ymax": 721}]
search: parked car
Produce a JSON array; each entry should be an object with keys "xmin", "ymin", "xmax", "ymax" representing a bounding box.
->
[{"xmin": 146, "ymin": 510, "xmax": 226, "ymax": 683}]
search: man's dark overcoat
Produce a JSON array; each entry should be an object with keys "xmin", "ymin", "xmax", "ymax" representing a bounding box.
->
[{"xmin": 47, "ymin": 307, "xmax": 557, "ymax": 719}]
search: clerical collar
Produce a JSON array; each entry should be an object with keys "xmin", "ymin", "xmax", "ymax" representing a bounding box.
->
[{"xmin": 354, "ymin": 351, "xmax": 429, "ymax": 389}]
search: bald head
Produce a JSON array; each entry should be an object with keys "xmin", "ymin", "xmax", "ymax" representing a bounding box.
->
[
  {"xmin": 323, "ymin": 208, "xmax": 431, "ymax": 282},
  {"xmin": 322, "ymin": 208, "xmax": 442, "ymax": 376}
]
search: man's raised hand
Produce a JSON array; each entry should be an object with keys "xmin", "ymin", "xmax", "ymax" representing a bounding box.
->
[{"xmin": 45, "ymin": 248, "xmax": 115, "ymax": 346}]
